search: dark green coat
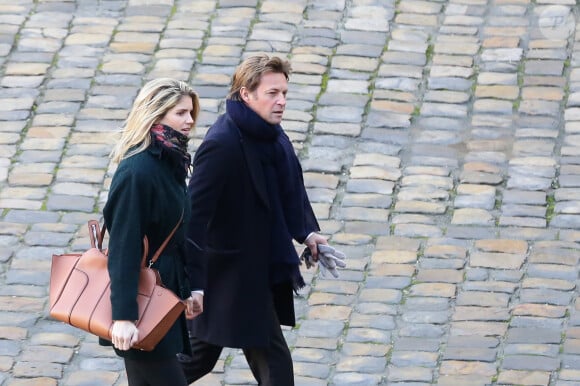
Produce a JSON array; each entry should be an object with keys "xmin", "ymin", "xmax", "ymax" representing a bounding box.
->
[{"xmin": 102, "ymin": 144, "xmax": 192, "ymax": 360}]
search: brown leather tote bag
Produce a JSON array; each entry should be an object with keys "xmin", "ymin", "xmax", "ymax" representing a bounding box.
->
[{"xmin": 49, "ymin": 216, "xmax": 186, "ymax": 351}]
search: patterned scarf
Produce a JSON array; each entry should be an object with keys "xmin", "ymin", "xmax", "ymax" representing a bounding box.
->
[{"xmin": 150, "ymin": 123, "xmax": 192, "ymax": 174}]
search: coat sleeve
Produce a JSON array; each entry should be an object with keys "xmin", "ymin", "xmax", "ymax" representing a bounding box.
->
[
  {"xmin": 185, "ymin": 138, "xmax": 234, "ymax": 290},
  {"xmin": 279, "ymin": 133, "xmax": 320, "ymax": 244},
  {"xmin": 103, "ymin": 165, "xmax": 152, "ymax": 321}
]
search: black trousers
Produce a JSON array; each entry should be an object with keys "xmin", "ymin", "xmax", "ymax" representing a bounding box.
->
[
  {"xmin": 180, "ymin": 306, "xmax": 294, "ymax": 386},
  {"xmin": 124, "ymin": 356, "xmax": 188, "ymax": 386}
]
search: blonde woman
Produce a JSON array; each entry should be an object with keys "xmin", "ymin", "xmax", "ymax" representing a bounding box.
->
[{"xmin": 102, "ymin": 78, "xmax": 202, "ymax": 385}]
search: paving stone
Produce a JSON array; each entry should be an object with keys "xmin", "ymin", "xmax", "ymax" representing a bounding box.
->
[
  {"xmin": 447, "ymin": 335, "xmax": 499, "ymax": 349},
  {"xmin": 336, "ymin": 355, "xmax": 386, "ymax": 374},
  {"xmin": 401, "ymin": 309, "xmax": 450, "ymax": 324},
  {"xmin": 475, "ymin": 238, "xmax": 528, "ymax": 253},
  {"xmin": 387, "ymin": 366, "xmax": 432, "ymax": 382},
  {"xmin": 415, "ymin": 269, "xmax": 463, "ymax": 283},
  {"xmin": 370, "ymin": 264, "xmax": 415, "ymax": 278},
  {"xmin": 346, "ymin": 179, "xmax": 395, "ymax": 194},
  {"xmin": 12, "ymin": 362, "xmax": 63, "ymax": 378},
  {"xmin": 437, "ymin": 375, "xmax": 491, "ymax": 386},
  {"xmin": 298, "ymin": 319, "xmax": 345, "ymax": 339},
  {"xmin": 451, "ymin": 208, "xmax": 494, "ymax": 225},
  {"xmin": 519, "ymin": 288, "xmax": 572, "ymax": 306},
  {"xmin": 525, "ymin": 264, "xmax": 577, "ymax": 281},
  {"xmin": 394, "ymin": 201, "xmax": 447, "ymax": 215},
  {"xmin": 390, "ymin": 351, "xmax": 438, "ymax": 367},
  {"xmin": 403, "ymin": 298, "xmax": 451, "ymax": 312},
  {"xmin": 506, "ymin": 328, "xmax": 562, "ymax": 344},
  {"xmin": 496, "ymin": 370, "xmax": 551, "ymax": 386},
  {"xmin": 371, "ymin": 250, "xmax": 417, "ymax": 265},
  {"xmin": 502, "ymin": 355, "xmax": 560, "ymax": 371},
  {"xmin": 560, "ymin": 368, "xmax": 580, "ymax": 381},
  {"xmin": 470, "ymin": 252, "xmax": 525, "ymax": 270},
  {"xmin": 423, "ymin": 244, "xmax": 466, "ymax": 259},
  {"xmin": 409, "ymin": 283, "xmax": 456, "ymax": 298},
  {"xmin": 397, "ymin": 186, "xmax": 449, "ymax": 201},
  {"xmin": 561, "ymin": 354, "xmax": 580, "ymax": 370},
  {"xmin": 330, "ymin": 372, "xmax": 383, "ymax": 385},
  {"xmin": 452, "ymin": 307, "xmax": 510, "ymax": 322},
  {"xmin": 64, "ymin": 370, "xmax": 119, "ymax": 386},
  {"xmin": 445, "ymin": 226, "xmax": 497, "ymax": 240},
  {"xmin": 504, "ymin": 343, "xmax": 559, "ymax": 357},
  {"xmin": 419, "ymin": 257, "xmax": 464, "ymax": 269},
  {"xmin": 394, "ymin": 337, "xmax": 440, "ymax": 352},
  {"xmin": 456, "ymin": 292, "xmax": 509, "ymax": 307},
  {"xmin": 503, "ymin": 190, "xmax": 547, "ymax": 205},
  {"xmin": 398, "ymin": 323, "xmax": 445, "ymax": 338},
  {"xmin": 439, "ymin": 360, "xmax": 496, "ymax": 376},
  {"xmin": 443, "ymin": 347, "xmax": 497, "ymax": 362},
  {"xmin": 522, "ymin": 277, "xmax": 575, "ymax": 291},
  {"xmin": 449, "ymin": 321, "xmax": 507, "ymax": 338},
  {"xmin": 6, "ymin": 378, "xmax": 58, "ymax": 386}
]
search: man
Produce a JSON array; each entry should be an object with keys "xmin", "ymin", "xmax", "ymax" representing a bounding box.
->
[{"xmin": 181, "ymin": 54, "xmax": 328, "ymax": 385}]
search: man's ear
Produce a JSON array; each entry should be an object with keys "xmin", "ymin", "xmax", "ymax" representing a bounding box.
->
[{"xmin": 240, "ymin": 87, "xmax": 250, "ymax": 102}]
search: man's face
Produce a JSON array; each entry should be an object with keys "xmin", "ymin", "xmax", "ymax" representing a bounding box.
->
[{"xmin": 241, "ymin": 72, "xmax": 288, "ymax": 125}]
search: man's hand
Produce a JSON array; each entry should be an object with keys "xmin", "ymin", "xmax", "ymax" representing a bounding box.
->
[
  {"xmin": 111, "ymin": 320, "xmax": 139, "ymax": 351},
  {"xmin": 185, "ymin": 292, "xmax": 203, "ymax": 319},
  {"xmin": 303, "ymin": 233, "xmax": 327, "ymax": 261}
]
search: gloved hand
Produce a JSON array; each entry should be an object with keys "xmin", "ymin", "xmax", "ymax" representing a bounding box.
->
[
  {"xmin": 111, "ymin": 320, "xmax": 139, "ymax": 351},
  {"xmin": 300, "ymin": 244, "xmax": 346, "ymax": 278},
  {"xmin": 317, "ymin": 244, "xmax": 346, "ymax": 278}
]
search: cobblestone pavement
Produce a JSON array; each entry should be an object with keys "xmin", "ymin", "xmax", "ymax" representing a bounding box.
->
[{"xmin": 1, "ymin": 0, "xmax": 580, "ymax": 385}]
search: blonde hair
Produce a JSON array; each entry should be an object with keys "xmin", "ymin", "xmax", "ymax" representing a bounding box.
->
[
  {"xmin": 110, "ymin": 78, "xmax": 200, "ymax": 163},
  {"xmin": 228, "ymin": 54, "xmax": 291, "ymax": 101}
]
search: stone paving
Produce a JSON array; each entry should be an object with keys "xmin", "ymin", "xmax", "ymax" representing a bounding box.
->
[{"xmin": 1, "ymin": 0, "xmax": 580, "ymax": 385}]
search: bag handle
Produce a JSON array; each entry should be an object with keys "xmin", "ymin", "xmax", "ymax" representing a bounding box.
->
[{"xmin": 88, "ymin": 210, "xmax": 184, "ymax": 268}]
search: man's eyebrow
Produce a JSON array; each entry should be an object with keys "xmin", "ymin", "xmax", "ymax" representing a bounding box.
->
[{"xmin": 266, "ymin": 86, "xmax": 288, "ymax": 92}]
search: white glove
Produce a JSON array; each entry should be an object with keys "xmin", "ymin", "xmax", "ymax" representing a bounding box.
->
[
  {"xmin": 300, "ymin": 244, "xmax": 347, "ymax": 278},
  {"xmin": 317, "ymin": 244, "xmax": 346, "ymax": 278},
  {"xmin": 111, "ymin": 320, "xmax": 139, "ymax": 351}
]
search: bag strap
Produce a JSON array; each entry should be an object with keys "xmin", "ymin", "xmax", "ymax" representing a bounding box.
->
[
  {"xmin": 88, "ymin": 210, "xmax": 184, "ymax": 268},
  {"xmin": 142, "ymin": 210, "xmax": 184, "ymax": 267},
  {"xmin": 88, "ymin": 220, "xmax": 106, "ymax": 250}
]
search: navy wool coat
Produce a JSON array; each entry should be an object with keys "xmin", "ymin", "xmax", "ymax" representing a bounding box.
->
[
  {"xmin": 102, "ymin": 144, "xmax": 192, "ymax": 360},
  {"xmin": 186, "ymin": 113, "xmax": 318, "ymax": 349}
]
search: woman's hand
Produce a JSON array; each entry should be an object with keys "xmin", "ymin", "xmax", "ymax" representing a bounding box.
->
[
  {"xmin": 111, "ymin": 320, "xmax": 139, "ymax": 351},
  {"xmin": 185, "ymin": 293, "xmax": 203, "ymax": 319}
]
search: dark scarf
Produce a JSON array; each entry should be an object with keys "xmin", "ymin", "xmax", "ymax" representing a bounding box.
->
[
  {"xmin": 150, "ymin": 123, "xmax": 192, "ymax": 179},
  {"xmin": 227, "ymin": 100, "xmax": 317, "ymax": 291}
]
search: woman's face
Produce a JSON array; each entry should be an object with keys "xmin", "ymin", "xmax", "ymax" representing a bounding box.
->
[{"xmin": 158, "ymin": 95, "xmax": 195, "ymax": 136}]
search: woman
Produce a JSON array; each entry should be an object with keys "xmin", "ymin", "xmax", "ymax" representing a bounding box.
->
[{"xmin": 102, "ymin": 78, "xmax": 202, "ymax": 385}]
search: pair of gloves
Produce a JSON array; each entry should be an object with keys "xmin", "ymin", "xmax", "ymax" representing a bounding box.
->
[{"xmin": 300, "ymin": 244, "xmax": 347, "ymax": 278}]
